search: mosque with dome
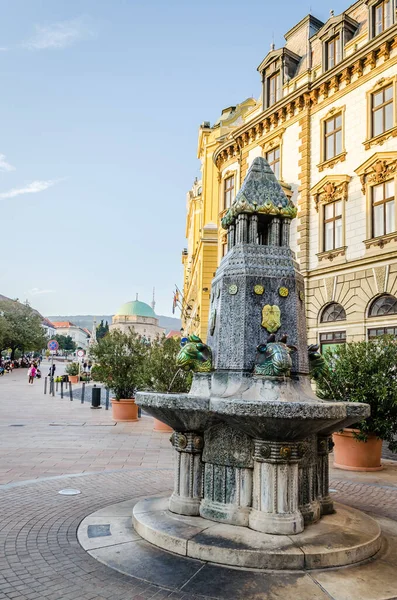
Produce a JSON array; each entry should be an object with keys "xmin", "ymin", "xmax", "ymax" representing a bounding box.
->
[{"xmin": 110, "ymin": 294, "xmax": 165, "ymax": 341}]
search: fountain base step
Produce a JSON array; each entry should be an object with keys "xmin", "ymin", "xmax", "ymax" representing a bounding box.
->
[{"xmin": 133, "ymin": 496, "xmax": 381, "ymax": 570}]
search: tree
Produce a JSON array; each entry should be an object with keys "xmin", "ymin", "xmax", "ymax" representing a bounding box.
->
[
  {"xmin": 0, "ymin": 299, "xmax": 47, "ymax": 359},
  {"xmin": 314, "ymin": 337, "xmax": 397, "ymax": 452},
  {"xmin": 89, "ymin": 329, "xmax": 148, "ymax": 399},
  {"xmin": 141, "ymin": 335, "xmax": 192, "ymax": 393},
  {"xmin": 54, "ymin": 334, "xmax": 77, "ymax": 353},
  {"xmin": 96, "ymin": 320, "xmax": 109, "ymax": 340}
]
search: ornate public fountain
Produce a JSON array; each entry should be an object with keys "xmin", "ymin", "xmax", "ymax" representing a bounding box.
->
[{"xmin": 135, "ymin": 158, "xmax": 381, "ymax": 569}]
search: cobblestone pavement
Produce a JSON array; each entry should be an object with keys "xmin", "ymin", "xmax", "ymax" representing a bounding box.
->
[{"xmin": 1, "ymin": 365, "xmax": 397, "ymax": 599}]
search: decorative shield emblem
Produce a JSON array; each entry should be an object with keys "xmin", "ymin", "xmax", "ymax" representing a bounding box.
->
[{"xmin": 261, "ymin": 305, "xmax": 281, "ymax": 333}]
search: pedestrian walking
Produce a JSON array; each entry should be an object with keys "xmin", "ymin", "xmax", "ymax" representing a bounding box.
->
[
  {"xmin": 28, "ymin": 364, "xmax": 37, "ymax": 384},
  {"xmin": 48, "ymin": 364, "xmax": 56, "ymax": 378}
]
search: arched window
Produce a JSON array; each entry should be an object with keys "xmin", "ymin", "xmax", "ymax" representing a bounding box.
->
[
  {"xmin": 368, "ymin": 294, "xmax": 397, "ymax": 317},
  {"xmin": 320, "ymin": 302, "xmax": 346, "ymax": 323},
  {"xmin": 197, "ymin": 186, "xmax": 202, "ymax": 196}
]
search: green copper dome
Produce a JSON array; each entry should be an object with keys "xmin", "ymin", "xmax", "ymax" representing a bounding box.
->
[{"xmin": 115, "ymin": 300, "xmax": 156, "ymax": 318}]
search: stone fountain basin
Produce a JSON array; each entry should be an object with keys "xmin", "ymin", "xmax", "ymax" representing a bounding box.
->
[
  {"xmin": 135, "ymin": 392, "xmax": 219, "ymax": 432},
  {"xmin": 136, "ymin": 390, "xmax": 369, "ymax": 441},
  {"xmin": 209, "ymin": 398, "xmax": 370, "ymax": 441}
]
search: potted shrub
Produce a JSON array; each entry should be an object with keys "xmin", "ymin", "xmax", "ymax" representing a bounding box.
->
[
  {"xmin": 89, "ymin": 329, "xmax": 147, "ymax": 422},
  {"xmin": 314, "ymin": 337, "xmax": 397, "ymax": 471},
  {"xmin": 65, "ymin": 362, "xmax": 80, "ymax": 384},
  {"xmin": 142, "ymin": 335, "xmax": 192, "ymax": 432}
]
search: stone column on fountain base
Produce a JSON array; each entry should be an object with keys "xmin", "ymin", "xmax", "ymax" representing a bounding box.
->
[
  {"xmin": 249, "ymin": 440, "xmax": 304, "ymax": 535},
  {"xmin": 317, "ymin": 435, "xmax": 335, "ymax": 515},
  {"xmin": 169, "ymin": 432, "xmax": 204, "ymax": 516}
]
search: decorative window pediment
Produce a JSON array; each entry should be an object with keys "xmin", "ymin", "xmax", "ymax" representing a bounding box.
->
[
  {"xmin": 355, "ymin": 152, "xmax": 397, "ymax": 193},
  {"xmin": 311, "ymin": 175, "xmax": 351, "ymax": 211}
]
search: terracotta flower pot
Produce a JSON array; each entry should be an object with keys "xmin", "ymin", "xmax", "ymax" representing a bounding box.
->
[
  {"xmin": 153, "ymin": 418, "xmax": 173, "ymax": 433},
  {"xmin": 333, "ymin": 428, "xmax": 383, "ymax": 471},
  {"xmin": 68, "ymin": 375, "xmax": 79, "ymax": 384},
  {"xmin": 111, "ymin": 398, "xmax": 139, "ymax": 422}
]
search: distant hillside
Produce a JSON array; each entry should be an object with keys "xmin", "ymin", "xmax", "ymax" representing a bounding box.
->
[{"xmin": 47, "ymin": 314, "xmax": 181, "ymax": 334}]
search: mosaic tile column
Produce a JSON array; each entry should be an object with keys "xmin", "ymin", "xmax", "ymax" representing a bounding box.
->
[
  {"xmin": 249, "ymin": 440, "xmax": 304, "ymax": 535},
  {"xmin": 200, "ymin": 423, "xmax": 253, "ymax": 526},
  {"xmin": 169, "ymin": 432, "xmax": 204, "ymax": 516},
  {"xmin": 317, "ymin": 435, "xmax": 334, "ymax": 515}
]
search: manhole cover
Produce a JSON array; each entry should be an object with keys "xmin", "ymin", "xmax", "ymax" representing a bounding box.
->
[
  {"xmin": 58, "ymin": 489, "xmax": 81, "ymax": 495},
  {"xmin": 87, "ymin": 524, "xmax": 111, "ymax": 538}
]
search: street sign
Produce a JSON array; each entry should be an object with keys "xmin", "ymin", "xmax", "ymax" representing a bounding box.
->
[
  {"xmin": 48, "ymin": 340, "xmax": 59, "ymax": 352},
  {"xmin": 77, "ymin": 349, "xmax": 85, "ymax": 358}
]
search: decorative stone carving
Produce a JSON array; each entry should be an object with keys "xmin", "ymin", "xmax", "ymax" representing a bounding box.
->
[
  {"xmin": 317, "ymin": 435, "xmax": 334, "ymax": 515},
  {"xmin": 169, "ymin": 431, "xmax": 205, "ymax": 516},
  {"xmin": 358, "ymin": 156, "xmax": 397, "ymax": 193},
  {"xmin": 176, "ymin": 335, "xmax": 212, "ymax": 373},
  {"xmin": 254, "ymin": 337, "xmax": 297, "ymax": 377},
  {"xmin": 250, "ymin": 440, "xmax": 304, "ymax": 535},
  {"xmin": 311, "ymin": 175, "xmax": 351, "ymax": 211},
  {"xmin": 261, "ymin": 305, "xmax": 281, "ymax": 333},
  {"xmin": 201, "ymin": 424, "xmax": 254, "ymax": 526}
]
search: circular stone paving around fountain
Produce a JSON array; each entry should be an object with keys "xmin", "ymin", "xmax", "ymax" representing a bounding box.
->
[{"xmin": 78, "ymin": 495, "xmax": 384, "ymax": 584}]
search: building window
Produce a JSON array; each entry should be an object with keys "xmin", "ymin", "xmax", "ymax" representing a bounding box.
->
[
  {"xmin": 371, "ymin": 84, "xmax": 394, "ymax": 137},
  {"xmin": 368, "ymin": 294, "xmax": 397, "ymax": 317},
  {"xmin": 268, "ymin": 72, "xmax": 281, "ymax": 107},
  {"xmin": 326, "ymin": 35, "xmax": 341, "ymax": 69},
  {"xmin": 266, "ymin": 147, "xmax": 280, "ymax": 179},
  {"xmin": 319, "ymin": 331, "xmax": 346, "ymax": 353},
  {"xmin": 373, "ymin": 0, "xmax": 392, "ymax": 35},
  {"xmin": 372, "ymin": 180, "xmax": 395, "ymax": 237},
  {"xmin": 324, "ymin": 114, "xmax": 342, "ymax": 161},
  {"xmin": 224, "ymin": 175, "xmax": 235, "ymax": 210},
  {"xmin": 321, "ymin": 302, "xmax": 346, "ymax": 323},
  {"xmin": 323, "ymin": 200, "xmax": 342, "ymax": 251},
  {"xmin": 368, "ymin": 326, "xmax": 397, "ymax": 338}
]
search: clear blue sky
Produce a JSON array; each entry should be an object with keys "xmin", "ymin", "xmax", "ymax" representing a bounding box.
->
[{"xmin": 0, "ymin": 0, "xmax": 350, "ymax": 317}]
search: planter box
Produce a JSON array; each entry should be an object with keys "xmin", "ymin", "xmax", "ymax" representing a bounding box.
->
[
  {"xmin": 68, "ymin": 375, "xmax": 79, "ymax": 384},
  {"xmin": 111, "ymin": 398, "xmax": 139, "ymax": 422},
  {"xmin": 333, "ymin": 428, "xmax": 383, "ymax": 472}
]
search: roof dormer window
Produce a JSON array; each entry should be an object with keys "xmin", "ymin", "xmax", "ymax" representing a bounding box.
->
[
  {"xmin": 268, "ymin": 72, "xmax": 281, "ymax": 107},
  {"xmin": 375, "ymin": 0, "xmax": 392, "ymax": 34},
  {"xmin": 366, "ymin": 0, "xmax": 395, "ymax": 39},
  {"xmin": 326, "ymin": 35, "xmax": 341, "ymax": 69}
]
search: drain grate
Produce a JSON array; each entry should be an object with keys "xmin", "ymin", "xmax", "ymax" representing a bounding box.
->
[{"xmin": 9, "ymin": 424, "xmax": 25, "ymax": 427}]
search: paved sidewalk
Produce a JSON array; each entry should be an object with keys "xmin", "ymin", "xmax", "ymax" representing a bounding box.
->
[{"xmin": 0, "ymin": 366, "xmax": 173, "ymax": 485}]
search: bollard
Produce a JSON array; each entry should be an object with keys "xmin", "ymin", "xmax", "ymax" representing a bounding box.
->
[
  {"xmin": 52, "ymin": 377, "xmax": 55, "ymax": 397},
  {"xmin": 138, "ymin": 406, "xmax": 142, "ymax": 419},
  {"xmin": 81, "ymin": 382, "xmax": 85, "ymax": 404},
  {"xmin": 91, "ymin": 385, "xmax": 102, "ymax": 409},
  {"xmin": 61, "ymin": 381, "xmax": 64, "ymax": 399},
  {"xmin": 69, "ymin": 382, "xmax": 73, "ymax": 401},
  {"xmin": 56, "ymin": 380, "xmax": 59, "ymax": 392},
  {"xmin": 44, "ymin": 377, "xmax": 47, "ymax": 395},
  {"xmin": 105, "ymin": 388, "xmax": 109, "ymax": 410}
]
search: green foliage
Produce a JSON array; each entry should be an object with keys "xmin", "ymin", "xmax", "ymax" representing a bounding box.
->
[
  {"xmin": 65, "ymin": 362, "xmax": 80, "ymax": 376},
  {"xmin": 89, "ymin": 329, "xmax": 148, "ymax": 400},
  {"xmin": 54, "ymin": 334, "xmax": 77, "ymax": 352},
  {"xmin": 314, "ymin": 337, "xmax": 397, "ymax": 452},
  {"xmin": 142, "ymin": 336, "xmax": 192, "ymax": 393},
  {"xmin": 0, "ymin": 299, "xmax": 47, "ymax": 356},
  {"xmin": 96, "ymin": 320, "xmax": 109, "ymax": 340},
  {"xmin": 90, "ymin": 364, "xmax": 101, "ymax": 381}
]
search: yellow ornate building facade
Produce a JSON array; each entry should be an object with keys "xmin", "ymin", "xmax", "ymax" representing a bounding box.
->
[{"xmin": 183, "ymin": 0, "xmax": 397, "ymax": 350}]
